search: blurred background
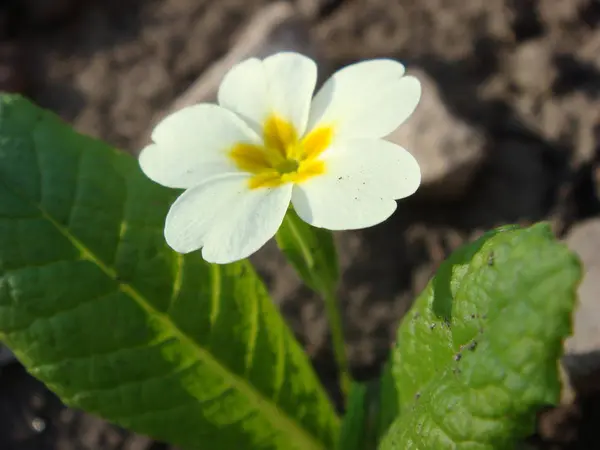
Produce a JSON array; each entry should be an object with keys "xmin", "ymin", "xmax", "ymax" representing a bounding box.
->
[{"xmin": 0, "ymin": 0, "xmax": 599, "ymax": 448}]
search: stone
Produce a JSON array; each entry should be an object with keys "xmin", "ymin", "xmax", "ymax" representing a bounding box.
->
[
  {"xmin": 560, "ymin": 219, "xmax": 600, "ymax": 401},
  {"xmin": 565, "ymin": 218, "xmax": 600, "ymax": 356},
  {"xmin": 386, "ymin": 69, "xmax": 486, "ymax": 199}
]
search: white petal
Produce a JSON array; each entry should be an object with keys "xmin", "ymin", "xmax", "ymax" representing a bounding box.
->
[
  {"xmin": 140, "ymin": 104, "xmax": 260, "ymax": 189},
  {"xmin": 291, "ymin": 139, "xmax": 420, "ymax": 230},
  {"xmin": 307, "ymin": 59, "xmax": 421, "ymax": 140},
  {"xmin": 164, "ymin": 174, "xmax": 292, "ymax": 264},
  {"xmin": 217, "ymin": 58, "xmax": 269, "ymax": 134},
  {"xmin": 262, "ymin": 52, "xmax": 317, "ymax": 135},
  {"xmin": 218, "ymin": 53, "xmax": 317, "ymax": 135}
]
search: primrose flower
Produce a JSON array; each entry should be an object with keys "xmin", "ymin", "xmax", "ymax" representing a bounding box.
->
[{"xmin": 140, "ymin": 52, "xmax": 421, "ymax": 264}]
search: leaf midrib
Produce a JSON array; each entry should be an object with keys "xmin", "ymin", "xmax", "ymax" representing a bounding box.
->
[{"xmin": 1, "ymin": 177, "xmax": 327, "ymax": 450}]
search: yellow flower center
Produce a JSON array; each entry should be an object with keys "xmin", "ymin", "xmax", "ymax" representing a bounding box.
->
[{"xmin": 229, "ymin": 115, "xmax": 333, "ymax": 189}]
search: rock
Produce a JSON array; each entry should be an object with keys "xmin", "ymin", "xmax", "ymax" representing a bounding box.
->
[
  {"xmin": 565, "ymin": 218, "xmax": 600, "ymax": 355},
  {"xmin": 559, "ymin": 219, "xmax": 600, "ymax": 402},
  {"xmin": 386, "ymin": 69, "xmax": 486, "ymax": 199}
]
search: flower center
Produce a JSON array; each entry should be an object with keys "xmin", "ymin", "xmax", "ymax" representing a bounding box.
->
[
  {"xmin": 229, "ymin": 115, "xmax": 333, "ymax": 189},
  {"xmin": 276, "ymin": 158, "xmax": 300, "ymax": 174}
]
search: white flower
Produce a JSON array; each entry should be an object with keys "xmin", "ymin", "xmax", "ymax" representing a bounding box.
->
[{"xmin": 139, "ymin": 52, "xmax": 421, "ymax": 264}]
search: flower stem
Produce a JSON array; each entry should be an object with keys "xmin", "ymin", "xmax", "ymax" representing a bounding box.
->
[{"xmin": 322, "ymin": 286, "xmax": 352, "ymax": 401}]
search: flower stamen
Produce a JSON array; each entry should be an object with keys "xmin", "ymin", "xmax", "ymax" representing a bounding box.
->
[{"xmin": 229, "ymin": 114, "xmax": 333, "ymax": 189}]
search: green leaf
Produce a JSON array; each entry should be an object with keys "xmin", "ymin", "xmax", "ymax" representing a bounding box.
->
[
  {"xmin": 380, "ymin": 224, "xmax": 581, "ymax": 450},
  {"xmin": 0, "ymin": 95, "xmax": 339, "ymax": 450},
  {"xmin": 337, "ymin": 382, "xmax": 368, "ymax": 450},
  {"xmin": 275, "ymin": 208, "xmax": 339, "ymax": 294}
]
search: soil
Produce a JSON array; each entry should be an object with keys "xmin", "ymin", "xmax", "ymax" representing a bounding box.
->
[{"xmin": 1, "ymin": 0, "xmax": 600, "ymax": 449}]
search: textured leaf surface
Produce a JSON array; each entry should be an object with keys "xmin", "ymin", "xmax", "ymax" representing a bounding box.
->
[
  {"xmin": 381, "ymin": 224, "xmax": 581, "ymax": 450},
  {"xmin": 275, "ymin": 209, "xmax": 338, "ymax": 294},
  {"xmin": 0, "ymin": 95, "xmax": 339, "ymax": 450}
]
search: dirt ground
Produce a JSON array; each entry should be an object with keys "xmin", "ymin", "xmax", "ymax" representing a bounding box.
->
[{"xmin": 1, "ymin": 0, "xmax": 600, "ymax": 448}]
